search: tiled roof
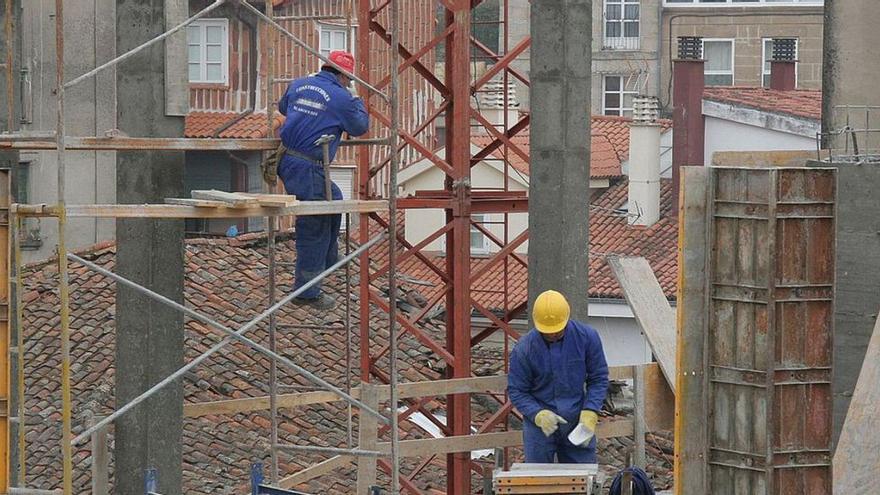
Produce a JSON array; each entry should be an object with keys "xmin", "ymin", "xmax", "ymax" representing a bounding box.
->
[
  {"xmin": 185, "ymin": 111, "xmax": 284, "ymax": 139},
  {"xmin": 470, "ymin": 131, "xmax": 623, "ymax": 179},
  {"xmin": 20, "ymin": 230, "xmax": 674, "ymax": 493},
  {"xmin": 373, "ymin": 178, "xmax": 678, "ymax": 312},
  {"xmin": 703, "ymin": 87, "xmax": 822, "ymax": 121},
  {"xmin": 591, "ymin": 116, "xmax": 673, "ymax": 162}
]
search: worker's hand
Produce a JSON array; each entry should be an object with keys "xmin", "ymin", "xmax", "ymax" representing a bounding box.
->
[
  {"xmin": 575, "ymin": 410, "xmax": 599, "ymax": 446},
  {"xmin": 348, "ymin": 81, "xmax": 359, "ymax": 98},
  {"xmin": 534, "ymin": 410, "xmax": 567, "ymax": 437}
]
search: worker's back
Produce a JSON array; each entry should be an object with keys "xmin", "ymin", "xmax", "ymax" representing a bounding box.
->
[{"xmin": 277, "ymin": 69, "xmax": 369, "ymax": 163}]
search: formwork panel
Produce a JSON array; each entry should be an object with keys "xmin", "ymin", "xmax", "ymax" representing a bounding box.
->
[{"xmin": 706, "ymin": 167, "xmax": 835, "ymax": 495}]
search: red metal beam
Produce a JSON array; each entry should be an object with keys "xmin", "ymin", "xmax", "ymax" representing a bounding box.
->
[
  {"xmin": 471, "ymin": 36, "xmax": 531, "ymax": 87},
  {"xmin": 470, "ymin": 36, "xmax": 531, "ymax": 92},
  {"xmin": 376, "ymin": 25, "xmax": 455, "ymax": 92},
  {"xmin": 370, "ymin": 20, "xmax": 449, "ymax": 96},
  {"xmin": 470, "ymin": 109, "xmax": 530, "ymax": 166},
  {"xmin": 470, "ymin": 220, "xmax": 527, "ymax": 267},
  {"xmin": 471, "ymin": 114, "xmax": 531, "ymax": 166},
  {"xmin": 371, "ymin": 109, "xmax": 456, "ymax": 177},
  {"xmin": 368, "ymin": 289, "xmax": 455, "ymax": 365},
  {"xmin": 471, "ymin": 301, "xmax": 527, "ymax": 347},
  {"xmin": 470, "ymin": 230, "xmax": 529, "ymax": 282},
  {"xmin": 369, "ymin": 214, "xmax": 452, "ymax": 283},
  {"xmin": 369, "ymin": 101, "xmax": 449, "ymax": 179}
]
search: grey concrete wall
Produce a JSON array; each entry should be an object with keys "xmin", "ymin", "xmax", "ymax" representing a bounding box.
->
[
  {"xmin": 115, "ymin": 0, "xmax": 185, "ymax": 493},
  {"xmin": 810, "ymin": 162, "xmax": 880, "ymax": 448},
  {"xmin": 19, "ymin": 0, "xmax": 116, "ymax": 263},
  {"xmin": 528, "ymin": 0, "xmax": 592, "ymax": 322},
  {"xmin": 823, "ymin": 0, "xmax": 880, "ymax": 145}
]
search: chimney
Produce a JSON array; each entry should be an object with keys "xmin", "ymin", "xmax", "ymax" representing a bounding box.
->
[
  {"xmin": 474, "ymin": 80, "xmax": 520, "ymax": 134},
  {"xmin": 770, "ymin": 38, "xmax": 797, "ymax": 91},
  {"xmin": 629, "ymin": 97, "xmax": 662, "ymax": 226},
  {"xmin": 672, "ymin": 36, "xmax": 705, "ymax": 216}
]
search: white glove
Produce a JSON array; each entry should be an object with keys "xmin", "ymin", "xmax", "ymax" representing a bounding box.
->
[{"xmin": 348, "ymin": 81, "xmax": 359, "ymax": 98}]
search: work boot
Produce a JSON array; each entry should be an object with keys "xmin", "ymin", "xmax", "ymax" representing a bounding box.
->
[{"xmin": 293, "ymin": 294, "xmax": 336, "ymax": 311}]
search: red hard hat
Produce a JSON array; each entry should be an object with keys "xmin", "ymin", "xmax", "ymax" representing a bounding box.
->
[{"xmin": 327, "ymin": 50, "xmax": 355, "ymax": 74}]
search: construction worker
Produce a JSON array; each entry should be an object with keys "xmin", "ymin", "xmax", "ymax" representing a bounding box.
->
[
  {"xmin": 508, "ymin": 290, "xmax": 609, "ymax": 463},
  {"xmin": 277, "ymin": 50, "xmax": 369, "ymax": 310}
]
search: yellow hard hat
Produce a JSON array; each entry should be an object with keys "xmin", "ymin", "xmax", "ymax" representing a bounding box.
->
[{"xmin": 533, "ymin": 290, "xmax": 570, "ymax": 334}]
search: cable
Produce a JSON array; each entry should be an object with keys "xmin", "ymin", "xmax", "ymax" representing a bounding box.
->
[{"xmin": 609, "ymin": 466, "xmax": 655, "ymax": 495}]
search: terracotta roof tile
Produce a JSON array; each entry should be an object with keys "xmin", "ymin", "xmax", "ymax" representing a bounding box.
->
[
  {"xmin": 703, "ymin": 86, "xmax": 822, "ymax": 121},
  {"xmin": 185, "ymin": 111, "xmax": 284, "ymax": 139},
  {"xmin": 21, "ymin": 230, "xmax": 674, "ymax": 493},
  {"xmin": 591, "ymin": 116, "xmax": 673, "ymax": 161}
]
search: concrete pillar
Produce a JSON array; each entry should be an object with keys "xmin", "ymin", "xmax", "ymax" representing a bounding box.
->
[
  {"xmin": 528, "ymin": 0, "xmax": 591, "ymax": 322},
  {"xmin": 823, "ymin": 0, "xmax": 880, "ymax": 143},
  {"xmin": 115, "ymin": 1, "xmax": 185, "ymax": 494}
]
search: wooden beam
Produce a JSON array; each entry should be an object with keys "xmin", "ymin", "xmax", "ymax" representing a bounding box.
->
[
  {"xmin": 356, "ymin": 384, "xmax": 379, "ymax": 493},
  {"xmin": 607, "ymin": 256, "xmax": 677, "ymax": 392},
  {"xmin": 278, "ymin": 455, "xmax": 353, "ymax": 489},
  {"xmin": 633, "ymin": 365, "xmax": 646, "ymax": 470},
  {"xmin": 833, "ymin": 313, "xmax": 880, "ymax": 493},
  {"xmin": 184, "ymin": 368, "xmax": 674, "ymax": 425},
  {"xmin": 0, "ymin": 136, "xmax": 279, "ymax": 151},
  {"xmin": 11, "ymin": 200, "xmax": 388, "ymax": 219},
  {"xmin": 673, "ymin": 166, "xmax": 709, "ymax": 495}
]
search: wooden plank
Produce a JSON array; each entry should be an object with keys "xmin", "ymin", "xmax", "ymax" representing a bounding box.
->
[
  {"xmin": 356, "ymin": 384, "xmax": 379, "ymax": 493},
  {"xmin": 370, "ymin": 420, "xmax": 635, "ymax": 458},
  {"xmin": 164, "ymin": 198, "xmax": 228, "ymax": 208},
  {"xmin": 833, "ymin": 313, "xmax": 880, "ymax": 494},
  {"xmin": 607, "ymin": 256, "xmax": 677, "ymax": 391},
  {"xmin": 278, "ymin": 455, "xmax": 353, "ymax": 490},
  {"xmin": 90, "ymin": 418, "xmax": 109, "ymax": 495},
  {"xmin": 238, "ymin": 193, "xmax": 299, "ymax": 208},
  {"xmin": 633, "ymin": 365, "xmax": 646, "ymax": 470},
  {"xmin": 12, "ymin": 200, "xmax": 389, "ymax": 219},
  {"xmin": 191, "ymin": 189, "xmax": 259, "ymax": 208},
  {"xmin": 673, "ymin": 166, "xmax": 709, "ymax": 495},
  {"xmin": 0, "ymin": 136, "xmax": 280, "ymax": 151},
  {"xmin": 644, "ymin": 363, "xmax": 675, "ymax": 431}
]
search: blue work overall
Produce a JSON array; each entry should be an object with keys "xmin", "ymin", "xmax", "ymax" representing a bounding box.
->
[
  {"xmin": 277, "ymin": 70, "xmax": 369, "ymax": 299},
  {"xmin": 508, "ymin": 320, "xmax": 610, "ymax": 463}
]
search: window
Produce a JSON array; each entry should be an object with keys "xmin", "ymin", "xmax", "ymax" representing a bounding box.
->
[
  {"xmin": 470, "ymin": 215, "xmax": 491, "ymax": 255},
  {"xmin": 319, "ymin": 24, "xmax": 355, "ymax": 59},
  {"xmin": 762, "ymin": 38, "xmax": 798, "ymax": 87},
  {"xmin": 603, "ymin": 75, "xmax": 639, "ymax": 117},
  {"xmin": 187, "ymin": 19, "xmax": 228, "ymax": 84},
  {"xmin": 702, "ymin": 39, "xmax": 734, "ymax": 86},
  {"xmin": 604, "ymin": 0, "xmax": 640, "ymax": 50}
]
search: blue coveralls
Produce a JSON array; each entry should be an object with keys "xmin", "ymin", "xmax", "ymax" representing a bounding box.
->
[
  {"xmin": 508, "ymin": 320, "xmax": 610, "ymax": 463},
  {"xmin": 277, "ymin": 70, "xmax": 369, "ymax": 299}
]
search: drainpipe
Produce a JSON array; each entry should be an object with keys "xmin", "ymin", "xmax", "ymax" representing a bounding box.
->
[{"xmin": 671, "ymin": 36, "xmax": 704, "ymax": 217}]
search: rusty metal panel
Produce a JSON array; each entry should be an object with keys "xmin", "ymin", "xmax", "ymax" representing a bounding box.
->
[{"xmin": 706, "ymin": 167, "xmax": 835, "ymax": 495}]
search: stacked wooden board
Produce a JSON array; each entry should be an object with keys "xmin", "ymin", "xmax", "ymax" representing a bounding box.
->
[
  {"xmin": 165, "ymin": 189, "xmax": 298, "ymax": 208},
  {"xmin": 493, "ymin": 464, "xmax": 602, "ymax": 494}
]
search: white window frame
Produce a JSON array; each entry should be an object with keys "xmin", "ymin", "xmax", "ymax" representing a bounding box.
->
[
  {"xmin": 470, "ymin": 214, "xmax": 491, "ymax": 255},
  {"xmin": 187, "ymin": 19, "xmax": 229, "ymax": 85},
  {"xmin": 663, "ymin": 0, "xmax": 823, "ymax": 7},
  {"xmin": 702, "ymin": 38, "xmax": 735, "ymax": 86},
  {"xmin": 602, "ymin": 75, "xmax": 639, "ymax": 117},
  {"xmin": 603, "ymin": 0, "xmax": 640, "ymax": 50},
  {"xmin": 318, "ymin": 23, "xmax": 357, "ymax": 70},
  {"xmin": 762, "ymin": 38, "xmax": 798, "ymax": 88}
]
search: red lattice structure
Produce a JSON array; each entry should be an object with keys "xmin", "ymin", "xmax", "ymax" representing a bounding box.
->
[{"xmin": 355, "ymin": 0, "xmax": 531, "ymax": 492}]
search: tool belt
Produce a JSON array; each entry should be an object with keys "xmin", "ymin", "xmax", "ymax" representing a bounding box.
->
[{"xmin": 260, "ymin": 145, "xmax": 325, "ymax": 187}]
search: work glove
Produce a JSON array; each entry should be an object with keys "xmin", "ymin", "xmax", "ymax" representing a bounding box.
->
[
  {"xmin": 348, "ymin": 81, "xmax": 359, "ymax": 98},
  {"xmin": 534, "ymin": 409, "xmax": 567, "ymax": 437},
  {"xmin": 575, "ymin": 410, "xmax": 599, "ymax": 446}
]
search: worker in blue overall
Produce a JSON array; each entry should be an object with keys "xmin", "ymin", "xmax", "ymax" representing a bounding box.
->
[
  {"xmin": 508, "ymin": 290, "xmax": 610, "ymax": 463},
  {"xmin": 277, "ymin": 50, "xmax": 369, "ymax": 310}
]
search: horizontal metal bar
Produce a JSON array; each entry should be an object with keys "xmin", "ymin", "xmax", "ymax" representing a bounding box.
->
[
  {"xmin": 275, "ymin": 444, "xmax": 388, "ymax": 457},
  {"xmin": 69, "ymin": 232, "xmax": 391, "ymax": 446},
  {"xmin": 0, "ymin": 136, "xmax": 278, "ymax": 151},
  {"xmin": 64, "ymin": 0, "xmax": 226, "ymax": 90},
  {"xmin": 273, "ymin": 14, "xmax": 347, "ymax": 21}
]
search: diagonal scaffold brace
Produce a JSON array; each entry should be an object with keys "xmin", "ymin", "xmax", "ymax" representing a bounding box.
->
[{"xmin": 68, "ymin": 231, "xmax": 391, "ymax": 447}]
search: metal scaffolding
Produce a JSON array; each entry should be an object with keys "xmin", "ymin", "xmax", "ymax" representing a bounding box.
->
[{"xmin": 0, "ymin": 0, "xmax": 533, "ymax": 493}]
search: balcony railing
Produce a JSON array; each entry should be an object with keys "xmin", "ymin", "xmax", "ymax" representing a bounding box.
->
[{"xmin": 603, "ymin": 36, "xmax": 641, "ymax": 51}]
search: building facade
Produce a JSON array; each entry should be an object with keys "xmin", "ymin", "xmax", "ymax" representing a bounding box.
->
[
  {"xmin": 506, "ymin": 0, "xmax": 823, "ymax": 116},
  {"xmin": 662, "ymin": 0, "xmax": 825, "ymax": 101}
]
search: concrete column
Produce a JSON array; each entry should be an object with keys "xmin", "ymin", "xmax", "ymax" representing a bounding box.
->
[
  {"xmin": 115, "ymin": 1, "xmax": 185, "ymax": 494},
  {"xmin": 528, "ymin": 0, "xmax": 592, "ymax": 322},
  {"xmin": 823, "ymin": 0, "xmax": 880, "ymax": 143}
]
